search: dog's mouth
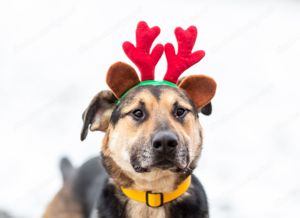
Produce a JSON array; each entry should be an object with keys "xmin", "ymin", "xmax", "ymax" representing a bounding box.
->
[
  {"xmin": 131, "ymin": 156, "xmax": 189, "ymax": 173},
  {"xmin": 131, "ymin": 159, "xmax": 176, "ymax": 173},
  {"xmin": 152, "ymin": 159, "xmax": 175, "ymax": 170},
  {"xmin": 130, "ymin": 144, "xmax": 190, "ymax": 173}
]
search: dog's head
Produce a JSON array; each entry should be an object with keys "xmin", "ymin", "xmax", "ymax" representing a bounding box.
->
[
  {"xmin": 81, "ymin": 64, "xmax": 216, "ymax": 186},
  {"xmin": 80, "ymin": 22, "xmax": 216, "ymax": 188}
]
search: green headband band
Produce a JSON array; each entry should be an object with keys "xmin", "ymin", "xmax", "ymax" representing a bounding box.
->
[{"xmin": 116, "ymin": 80, "xmax": 177, "ymax": 105}]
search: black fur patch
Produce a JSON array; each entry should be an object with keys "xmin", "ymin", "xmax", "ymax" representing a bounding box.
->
[
  {"xmin": 200, "ymin": 102, "xmax": 212, "ymax": 115},
  {"xmin": 169, "ymin": 175, "xmax": 209, "ymax": 218},
  {"xmin": 146, "ymin": 85, "xmax": 163, "ymax": 101},
  {"xmin": 97, "ymin": 180, "xmax": 128, "ymax": 218},
  {"xmin": 72, "ymin": 157, "xmax": 107, "ymax": 217},
  {"xmin": 110, "ymin": 104, "xmax": 122, "ymax": 126},
  {"xmin": 130, "ymin": 152, "xmax": 149, "ymax": 173}
]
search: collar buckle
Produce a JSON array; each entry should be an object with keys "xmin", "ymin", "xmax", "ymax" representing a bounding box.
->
[{"xmin": 146, "ymin": 191, "xmax": 164, "ymax": 207}]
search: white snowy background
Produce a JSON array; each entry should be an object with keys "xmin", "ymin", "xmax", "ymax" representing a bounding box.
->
[{"xmin": 0, "ymin": 0, "xmax": 300, "ymax": 217}]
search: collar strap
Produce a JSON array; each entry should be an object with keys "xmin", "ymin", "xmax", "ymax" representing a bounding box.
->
[
  {"xmin": 116, "ymin": 80, "xmax": 177, "ymax": 105},
  {"xmin": 120, "ymin": 175, "xmax": 191, "ymax": 207}
]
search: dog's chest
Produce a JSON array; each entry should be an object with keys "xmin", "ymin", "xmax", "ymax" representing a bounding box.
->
[{"xmin": 126, "ymin": 200, "xmax": 167, "ymax": 218}]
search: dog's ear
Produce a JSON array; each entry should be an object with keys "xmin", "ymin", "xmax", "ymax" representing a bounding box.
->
[
  {"xmin": 200, "ymin": 102, "xmax": 212, "ymax": 115},
  {"xmin": 81, "ymin": 90, "xmax": 117, "ymax": 141},
  {"xmin": 178, "ymin": 75, "xmax": 216, "ymax": 114},
  {"xmin": 106, "ymin": 62, "xmax": 140, "ymax": 98}
]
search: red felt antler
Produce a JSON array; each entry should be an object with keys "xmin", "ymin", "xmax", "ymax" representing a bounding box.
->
[
  {"xmin": 123, "ymin": 21, "xmax": 164, "ymax": 81},
  {"xmin": 164, "ymin": 26, "xmax": 205, "ymax": 84}
]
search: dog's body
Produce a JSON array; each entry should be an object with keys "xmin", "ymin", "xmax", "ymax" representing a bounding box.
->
[
  {"xmin": 51, "ymin": 156, "xmax": 208, "ymax": 218},
  {"xmin": 44, "ymin": 22, "xmax": 216, "ymax": 218}
]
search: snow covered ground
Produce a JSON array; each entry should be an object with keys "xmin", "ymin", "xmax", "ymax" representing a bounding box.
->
[{"xmin": 0, "ymin": 0, "xmax": 300, "ymax": 217}]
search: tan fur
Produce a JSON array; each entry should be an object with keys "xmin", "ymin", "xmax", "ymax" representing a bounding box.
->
[
  {"xmin": 126, "ymin": 200, "xmax": 168, "ymax": 218},
  {"xmin": 43, "ymin": 182, "xmax": 83, "ymax": 218},
  {"xmin": 128, "ymin": 169, "xmax": 179, "ymax": 192},
  {"xmin": 103, "ymin": 155, "xmax": 134, "ymax": 187}
]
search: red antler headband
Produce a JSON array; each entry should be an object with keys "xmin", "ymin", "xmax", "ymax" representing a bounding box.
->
[
  {"xmin": 117, "ymin": 21, "xmax": 206, "ymax": 101},
  {"xmin": 123, "ymin": 21, "xmax": 164, "ymax": 81}
]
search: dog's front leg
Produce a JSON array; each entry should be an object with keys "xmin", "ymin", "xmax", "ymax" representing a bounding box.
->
[{"xmin": 96, "ymin": 182, "xmax": 127, "ymax": 218}]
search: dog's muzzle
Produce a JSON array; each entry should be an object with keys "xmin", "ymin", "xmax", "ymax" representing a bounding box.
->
[{"xmin": 130, "ymin": 131, "xmax": 189, "ymax": 172}]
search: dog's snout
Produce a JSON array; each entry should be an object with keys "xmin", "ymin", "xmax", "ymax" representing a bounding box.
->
[{"xmin": 152, "ymin": 131, "xmax": 178, "ymax": 153}]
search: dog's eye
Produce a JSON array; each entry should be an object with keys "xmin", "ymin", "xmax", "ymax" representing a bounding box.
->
[
  {"xmin": 174, "ymin": 107, "xmax": 187, "ymax": 118},
  {"xmin": 132, "ymin": 109, "xmax": 144, "ymax": 120}
]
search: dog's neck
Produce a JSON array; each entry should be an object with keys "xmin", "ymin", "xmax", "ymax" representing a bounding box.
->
[
  {"xmin": 128, "ymin": 170, "xmax": 179, "ymax": 193},
  {"xmin": 102, "ymin": 154, "xmax": 192, "ymax": 218}
]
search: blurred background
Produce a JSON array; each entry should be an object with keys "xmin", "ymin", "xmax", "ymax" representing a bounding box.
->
[{"xmin": 0, "ymin": 0, "xmax": 300, "ymax": 217}]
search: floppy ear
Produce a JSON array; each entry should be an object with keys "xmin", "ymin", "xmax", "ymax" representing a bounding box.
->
[
  {"xmin": 178, "ymin": 75, "xmax": 216, "ymax": 113},
  {"xmin": 81, "ymin": 90, "xmax": 117, "ymax": 141},
  {"xmin": 200, "ymin": 102, "xmax": 212, "ymax": 115},
  {"xmin": 106, "ymin": 62, "xmax": 140, "ymax": 98}
]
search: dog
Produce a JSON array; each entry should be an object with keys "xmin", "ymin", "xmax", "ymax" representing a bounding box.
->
[{"xmin": 44, "ymin": 22, "xmax": 217, "ymax": 218}]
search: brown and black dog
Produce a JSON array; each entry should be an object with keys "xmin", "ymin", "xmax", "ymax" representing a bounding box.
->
[
  {"xmin": 44, "ymin": 62, "xmax": 216, "ymax": 218},
  {"xmin": 44, "ymin": 22, "xmax": 216, "ymax": 218}
]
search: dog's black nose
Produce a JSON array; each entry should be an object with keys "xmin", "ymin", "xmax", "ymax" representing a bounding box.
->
[{"xmin": 152, "ymin": 131, "xmax": 178, "ymax": 153}]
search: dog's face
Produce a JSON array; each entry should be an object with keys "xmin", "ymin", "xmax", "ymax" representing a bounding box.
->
[
  {"xmin": 81, "ymin": 63, "xmax": 216, "ymax": 186},
  {"xmin": 106, "ymin": 85, "xmax": 203, "ymax": 175}
]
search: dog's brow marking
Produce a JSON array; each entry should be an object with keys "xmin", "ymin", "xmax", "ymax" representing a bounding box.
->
[
  {"xmin": 174, "ymin": 100, "xmax": 193, "ymax": 112},
  {"xmin": 159, "ymin": 90, "xmax": 194, "ymax": 112},
  {"xmin": 121, "ymin": 100, "xmax": 145, "ymax": 115}
]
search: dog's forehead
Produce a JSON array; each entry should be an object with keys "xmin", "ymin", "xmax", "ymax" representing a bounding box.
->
[{"xmin": 122, "ymin": 85, "xmax": 192, "ymax": 108}]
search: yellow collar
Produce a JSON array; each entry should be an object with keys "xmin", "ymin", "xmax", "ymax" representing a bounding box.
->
[{"xmin": 120, "ymin": 175, "xmax": 191, "ymax": 207}]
